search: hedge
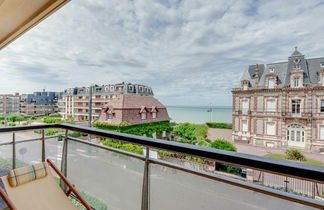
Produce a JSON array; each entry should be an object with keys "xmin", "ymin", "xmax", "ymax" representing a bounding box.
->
[
  {"xmin": 206, "ymin": 122, "xmax": 232, "ymax": 129},
  {"xmin": 101, "ymin": 138, "xmax": 143, "ymax": 155},
  {"xmin": 43, "ymin": 117, "xmax": 62, "ymax": 123},
  {"xmin": 94, "ymin": 121, "xmax": 172, "ymax": 138},
  {"xmin": 173, "ymin": 123, "xmax": 208, "ymax": 143},
  {"xmin": 210, "ymin": 140, "xmax": 237, "ymax": 152}
]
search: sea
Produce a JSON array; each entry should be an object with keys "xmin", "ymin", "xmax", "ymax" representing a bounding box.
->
[{"xmin": 166, "ymin": 106, "xmax": 232, "ymax": 124}]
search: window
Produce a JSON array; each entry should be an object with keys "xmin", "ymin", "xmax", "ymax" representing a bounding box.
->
[
  {"xmin": 322, "ymin": 75, "xmax": 324, "ymax": 86},
  {"xmin": 266, "ymin": 99, "xmax": 275, "ymax": 112},
  {"xmin": 293, "ymin": 77, "xmax": 300, "ymax": 88},
  {"xmin": 294, "ymin": 64, "xmax": 301, "ymax": 69},
  {"xmin": 320, "ymin": 126, "xmax": 324, "ymax": 140},
  {"xmin": 292, "ymin": 99, "xmax": 301, "ymax": 114},
  {"xmin": 141, "ymin": 112, "xmax": 146, "ymax": 120},
  {"xmin": 266, "ymin": 122, "xmax": 275, "ymax": 136},
  {"xmin": 321, "ymin": 100, "xmax": 324, "ymax": 112},
  {"xmin": 243, "ymin": 84, "xmax": 248, "ymax": 90},
  {"xmin": 152, "ymin": 112, "xmax": 157, "ymax": 119},
  {"xmin": 242, "ymin": 120, "xmax": 248, "ymax": 132},
  {"xmin": 320, "ymin": 63, "xmax": 324, "ymax": 68},
  {"xmin": 268, "ymin": 78, "xmax": 275, "ymax": 88},
  {"xmin": 269, "ymin": 67, "xmax": 274, "ymax": 73},
  {"xmin": 241, "ymin": 100, "xmax": 249, "ymax": 115}
]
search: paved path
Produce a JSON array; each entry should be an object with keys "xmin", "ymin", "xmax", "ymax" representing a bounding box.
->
[
  {"xmin": 236, "ymin": 143, "xmax": 324, "ymax": 162},
  {"xmin": 207, "ymin": 128, "xmax": 232, "ymax": 141}
]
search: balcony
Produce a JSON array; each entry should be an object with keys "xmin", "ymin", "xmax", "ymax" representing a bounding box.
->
[
  {"xmin": 282, "ymin": 112, "xmax": 313, "ymax": 119},
  {"xmin": 0, "ymin": 123, "xmax": 323, "ymax": 209},
  {"xmin": 73, "ymin": 112, "xmax": 100, "ymax": 116}
]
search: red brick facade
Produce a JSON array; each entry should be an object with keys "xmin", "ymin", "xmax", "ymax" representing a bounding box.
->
[{"xmin": 232, "ymin": 87, "xmax": 324, "ymax": 152}]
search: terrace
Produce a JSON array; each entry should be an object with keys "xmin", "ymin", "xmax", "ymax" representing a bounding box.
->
[
  {"xmin": 0, "ymin": 123, "xmax": 323, "ymax": 209},
  {"xmin": 1, "ymin": 0, "xmax": 324, "ymax": 209}
]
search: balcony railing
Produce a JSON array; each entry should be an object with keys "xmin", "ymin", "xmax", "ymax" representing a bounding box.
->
[{"xmin": 0, "ymin": 123, "xmax": 323, "ymax": 209}]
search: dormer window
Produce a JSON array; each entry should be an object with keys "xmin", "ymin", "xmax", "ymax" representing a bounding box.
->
[
  {"xmin": 268, "ymin": 78, "xmax": 276, "ymax": 88},
  {"xmin": 141, "ymin": 112, "xmax": 146, "ymax": 120},
  {"xmin": 294, "ymin": 77, "xmax": 300, "ymax": 88},
  {"xmin": 294, "ymin": 64, "xmax": 301, "ymax": 69},
  {"xmin": 269, "ymin": 67, "xmax": 274, "ymax": 73},
  {"xmin": 320, "ymin": 62, "xmax": 324, "ymax": 68}
]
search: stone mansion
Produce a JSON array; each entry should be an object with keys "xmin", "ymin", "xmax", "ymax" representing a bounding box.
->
[{"xmin": 232, "ymin": 48, "xmax": 324, "ymax": 152}]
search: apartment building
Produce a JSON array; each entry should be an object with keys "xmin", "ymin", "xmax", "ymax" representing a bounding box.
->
[
  {"xmin": 20, "ymin": 91, "xmax": 62, "ymax": 115},
  {"xmin": 58, "ymin": 82, "xmax": 154, "ymax": 121},
  {"xmin": 232, "ymin": 47, "xmax": 324, "ymax": 152},
  {"xmin": 0, "ymin": 93, "xmax": 20, "ymax": 115}
]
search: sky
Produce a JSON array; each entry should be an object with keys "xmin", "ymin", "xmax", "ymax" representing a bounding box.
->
[{"xmin": 1, "ymin": 0, "xmax": 324, "ymax": 106}]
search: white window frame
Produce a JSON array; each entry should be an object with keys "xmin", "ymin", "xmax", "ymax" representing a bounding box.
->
[
  {"xmin": 266, "ymin": 122, "xmax": 276, "ymax": 136},
  {"xmin": 320, "ymin": 100, "xmax": 324, "ymax": 113},
  {"xmin": 294, "ymin": 77, "xmax": 300, "ymax": 88},
  {"xmin": 141, "ymin": 112, "xmax": 146, "ymax": 120},
  {"xmin": 241, "ymin": 100, "xmax": 249, "ymax": 115},
  {"xmin": 268, "ymin": 78, "xmax": 276, "ymax": 88},
  {"xmin": 320, "ymin": 125, "xmax": 324, "ymax": 140},
  {"xmin": 241, "ymin": 120, "xmax": 248, "ymax": 132},
  {"xmin": 152, "ymin": 112, "xmax": 157, "ymax": 119},
  {"xmin": 266, "ymin": 99, "xmax": 276, "ymax": 112}
]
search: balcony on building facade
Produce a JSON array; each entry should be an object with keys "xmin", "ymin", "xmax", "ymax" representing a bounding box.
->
[
  {"xmin": 73, "ymin": 112, "xmax": 100, "ymax": 117},
  {"xmin": 0, "ymin": 124, "xmax": 323, "ymax": 209}
]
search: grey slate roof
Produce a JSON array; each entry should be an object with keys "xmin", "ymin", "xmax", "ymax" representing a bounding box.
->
[
  {"xmin": 21, "ymin": 92, "xmax": 62, "ymax": 104},
  {"xmin": 240, "ymin": 48, "xmax": 324, "ymax": 87}
]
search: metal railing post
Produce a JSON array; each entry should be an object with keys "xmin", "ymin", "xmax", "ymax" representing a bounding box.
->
[
  {"xmin": 41, "ymin": 129, "xmax": 45, "ymax": 162},
  {"xmin": 12, "ymin": 132, "xmax": 16, "ymax": 169},
  {"xmin": 141, "ymin": 147, "xmax": 150, "ymax": 210},
  {"xmin": 60, "ymin": 129, "xmax": 68, "ymax": 191}
]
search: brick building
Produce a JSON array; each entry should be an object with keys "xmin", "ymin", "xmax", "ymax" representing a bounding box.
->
[
  {"xmin": 98, "ymin": 94, "xmax": 170, "ymax": 125},
  {"xmin": 232, "ymin": 47, "xmax": 324, "ymax": 152}
]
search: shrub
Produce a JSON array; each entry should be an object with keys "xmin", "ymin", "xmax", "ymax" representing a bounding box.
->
[
  {"xmin": 46, "ymin": 129, "xmax": 56, "ymax": 136},
  {"xmin": 285, "ymin": 149, "xmax": 306, "ymax": 161},
  {"xmin": 195, "ymin": 140, "xmax": 210, "ymax": 147},
  {"xmin": 94, "ymin": 121, "xmax": 172, "ymax": 138},
  {"xmin": 206, "ymin": 122, "xmax": 232, "ymax": 129},
  {"xmin": 101, "ymin": 139, "xmax": 143, "ymax": 155},
  {"xmin": 8, "ymin": 123, "xmax": 16, "ymax": 126},
  {"xmin": 49, "ymin": 113, "xmax": 62, "ymax": 118},
  {"xmin": 173, "ymin": 123, "xmax": 208, "ymax": 143},
  {"xmin": 156, "ymin": 149, "xmax": 204, "ymax": 164},
  {"xmin": 43, "ymin": 117, "xmax": 62, "ymax": 123},
  {"xmin": 210, "ymin": 140, "xmax": 237, "ymax": 152},
  {"xmin": 8, "ymin": 115, "xmax": 25, "ymax": 122},
  {"xmin": 68, "ymin": 132, "xmax": 81, "ymax": 138}
]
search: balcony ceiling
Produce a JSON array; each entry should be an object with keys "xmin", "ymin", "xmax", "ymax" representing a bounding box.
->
[{"xmin": 0, "ymin": 0, "xmax": 70, "ymax": 50}]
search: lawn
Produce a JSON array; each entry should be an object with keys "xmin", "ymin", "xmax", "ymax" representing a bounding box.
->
[{"xmin": 264, "ymin": 153, "xmax": 324, "ymax": 167}]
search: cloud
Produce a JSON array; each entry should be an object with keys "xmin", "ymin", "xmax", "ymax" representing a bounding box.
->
[{"xmin": 1, "ymin": 0, "xmax": 324, "ymax": 106}]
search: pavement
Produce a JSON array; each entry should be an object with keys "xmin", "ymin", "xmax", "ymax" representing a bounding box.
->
[{"xmin": 207, "ymin": 128, "xmax": 232, "ymax": 141}]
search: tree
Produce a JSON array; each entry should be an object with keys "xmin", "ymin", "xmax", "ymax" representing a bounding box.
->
[{"xmin": 210, "ymin": 140, "xmax": 237, "ymax": 152}]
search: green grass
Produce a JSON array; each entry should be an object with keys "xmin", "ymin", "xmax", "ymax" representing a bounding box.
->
[{"xmin": 265, "ymin": 153, "xmax": 324, "ymax": 167}]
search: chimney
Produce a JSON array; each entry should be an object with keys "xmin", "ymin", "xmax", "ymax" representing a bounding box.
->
[{"xmin": 255, "ymin": 64, "xmax": 259, "ymax": 84}]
